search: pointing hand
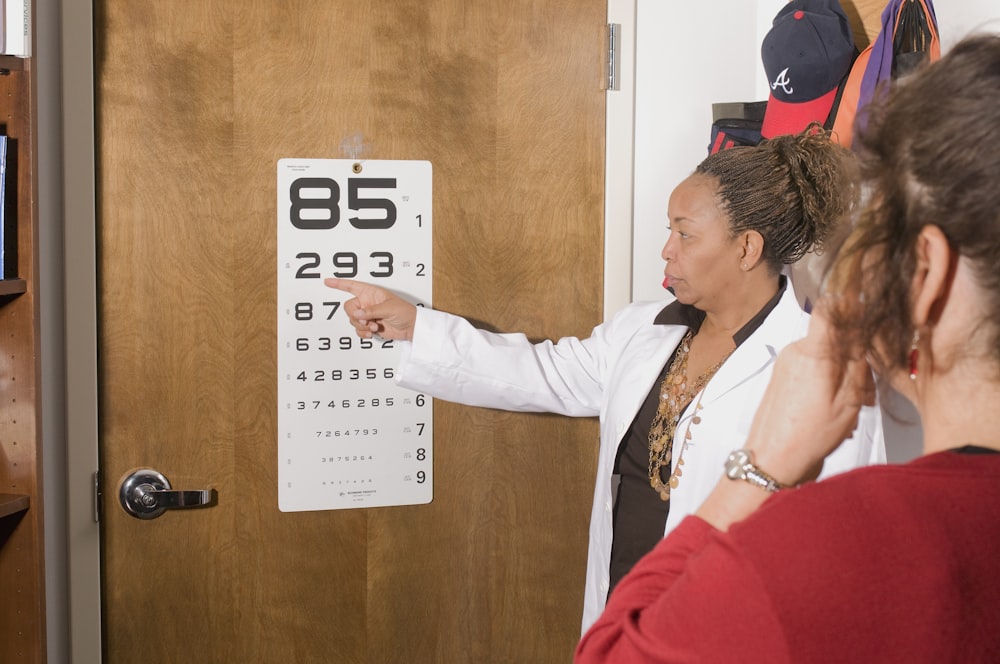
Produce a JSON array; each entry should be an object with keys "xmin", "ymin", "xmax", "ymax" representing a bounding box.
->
[{"xmin": 324, "ymin": 278, "xmax": 418, "ymax": 341}]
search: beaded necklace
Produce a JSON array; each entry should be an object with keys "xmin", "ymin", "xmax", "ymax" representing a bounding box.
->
[{"xmin": 647, "ymin": 329, "xmax": 734, "ymax": 501}]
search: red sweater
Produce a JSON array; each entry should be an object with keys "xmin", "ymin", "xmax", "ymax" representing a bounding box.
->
[{"xmin": 576, "ymin": 449, "xmax": 1000, "ymax": 663}]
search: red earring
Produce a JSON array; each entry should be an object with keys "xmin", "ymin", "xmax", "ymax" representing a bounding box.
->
[{"xmin": 908, "ymin": 331, "xmax": 920, "ymax": 381}]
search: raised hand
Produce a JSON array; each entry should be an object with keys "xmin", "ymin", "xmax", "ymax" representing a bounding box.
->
[
  {"xmin": 695, "ymin": 297, "xmax": 876, "ymax": 532},
  {"xmin": 742, "ymin": 296, "xmax": 876, "ymax": 487}
]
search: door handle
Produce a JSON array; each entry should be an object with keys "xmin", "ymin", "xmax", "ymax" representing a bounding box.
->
[{"xmin": 118, "ymin": 468, "xmax": 215, "ymax": 519}]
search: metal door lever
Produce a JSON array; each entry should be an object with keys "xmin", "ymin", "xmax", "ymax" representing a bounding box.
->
[{"xmin": 118, "ymin": 468, "xmax": 215, "ymax": 519}]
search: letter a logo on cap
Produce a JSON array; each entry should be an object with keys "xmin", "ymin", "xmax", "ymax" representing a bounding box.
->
[
  {"xmin": 760, "ymin": 0, "xmax": 855, "ymax": 138},
  {"xmin": 771, "ymin": 68, "xmax": 794, "ymax": 94}
]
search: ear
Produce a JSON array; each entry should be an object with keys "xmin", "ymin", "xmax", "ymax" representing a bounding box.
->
[
  {"xmin": 738, "ymin": 230, "xmax": 765, "ymax": 270},
  {"xmin": 910, "ymin": 225, "xmax": 953, "ymax": 327}
]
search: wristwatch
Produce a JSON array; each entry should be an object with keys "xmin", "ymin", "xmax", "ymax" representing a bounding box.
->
[{"xmin": 724, "ymin": 449, "xmax": 787, "ymax": 493}]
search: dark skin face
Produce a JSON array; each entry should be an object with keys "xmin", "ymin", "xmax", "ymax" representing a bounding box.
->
[{"xmin": 661, "ymin": 173, "xmax": 747, "ymax": 312}]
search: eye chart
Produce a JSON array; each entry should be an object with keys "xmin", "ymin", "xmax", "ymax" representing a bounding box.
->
[{"xmin": 277, "ymin": 159, "xmax": 432, "ymax": 512}]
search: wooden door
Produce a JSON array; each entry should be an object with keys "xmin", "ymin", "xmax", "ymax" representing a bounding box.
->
[{"xmin": 96, "ymin": 1, "xmax": 605, "ymax": 662}]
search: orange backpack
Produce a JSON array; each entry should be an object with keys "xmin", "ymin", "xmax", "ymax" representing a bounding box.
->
[{"xmin": 830, "ymin": 0, "xmax": 940, "ymax": 148}]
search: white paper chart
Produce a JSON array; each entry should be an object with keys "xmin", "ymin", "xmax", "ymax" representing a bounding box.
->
[{"xmin": 277, "ymin": 159, "xmax": 433, "ymax": 512}]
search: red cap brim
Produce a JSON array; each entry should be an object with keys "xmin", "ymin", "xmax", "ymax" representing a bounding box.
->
[{"xmin": 761, "ymin": 86, "xmax": 838, "ymax": 139}]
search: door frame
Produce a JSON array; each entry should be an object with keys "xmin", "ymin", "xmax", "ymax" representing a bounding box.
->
[
  {"xmin": 603, "ymin": 0, "xmax": 637, "ymax": 319},
  {"xmin": 63, "ymin": 0, "xmax": 103, "ymax": 661},
  {"xmin": 61, "ymin": 1, "xmax": 637, "ymax": 661}
]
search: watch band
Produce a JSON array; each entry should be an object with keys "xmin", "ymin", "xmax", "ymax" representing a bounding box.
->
[{"xmin": 724, "ymin": 449, "xmax": 787, "ymax": 493}]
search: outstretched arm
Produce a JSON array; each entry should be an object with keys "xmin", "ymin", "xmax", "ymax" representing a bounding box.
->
[{"xmin": 324, "ymin": 278, "xmax": 418, "ymax": 341}]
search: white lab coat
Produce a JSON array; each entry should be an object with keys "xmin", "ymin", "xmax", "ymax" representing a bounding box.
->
[{"xmin": 394, "ymin": 283, "xmax": 886, "ymax": 633}]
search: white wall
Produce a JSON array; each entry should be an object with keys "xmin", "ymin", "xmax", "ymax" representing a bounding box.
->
[
  {"xmin": 936, "ymin": 1, "xmax": 1000, "ymax": 48},
  {"xmin": 629, "ymin": 0, "xmax": 784, "ymax": 304}
]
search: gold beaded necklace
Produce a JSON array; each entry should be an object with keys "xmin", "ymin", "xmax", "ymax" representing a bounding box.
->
[{"xmin": 647, "ymin": 329, "xmax": 734, "ymax": 501}]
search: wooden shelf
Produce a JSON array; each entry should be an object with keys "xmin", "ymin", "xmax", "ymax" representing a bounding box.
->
[
  {"xmin": 0, "ymin": 493, "xmax": 29, "ymax": 518},
  {"xmin": 0, "ymin": 55, "xmax": 27, "ymax": 73},
  {"xmin": 0, "ymin": 278, "xmax": 26, "ymax": 297}
]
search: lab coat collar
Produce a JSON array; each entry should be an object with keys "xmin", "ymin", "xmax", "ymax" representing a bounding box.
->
[{"xmin": 697, "ymin": 279, "xmax": 805, "ymax": 406}]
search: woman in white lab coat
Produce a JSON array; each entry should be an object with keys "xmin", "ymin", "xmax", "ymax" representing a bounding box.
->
[{"xmin": 327, "ymin": 128, "xmax": 885, "ymax": 632}]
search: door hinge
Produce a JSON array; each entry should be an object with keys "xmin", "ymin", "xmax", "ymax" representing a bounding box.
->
[
  {"xmin": 93, "ymin": 470, "xmax": 102, "ymax": 523},
  {"xmin": 606, "ymin": 23, "xmax": 621, "ymax": 91}
]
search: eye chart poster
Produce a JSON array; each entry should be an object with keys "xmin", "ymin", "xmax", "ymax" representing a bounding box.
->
[{"xmin": 277, "ymin": 159, "xmax": 433, "ymax": 512}]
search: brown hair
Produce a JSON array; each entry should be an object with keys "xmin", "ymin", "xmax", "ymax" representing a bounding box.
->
[
  {"xmin": 695, "ymin": 127, "xmax": 857, "ymax": 273},
  {"xmin": 828, "ymin": 34, "xmax": 1000, "ymax": 373}
]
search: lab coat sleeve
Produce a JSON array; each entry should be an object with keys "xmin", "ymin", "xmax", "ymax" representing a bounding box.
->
[{"xmin": 393, "ymin": 307, "xmax": 619, "ymax": 417}]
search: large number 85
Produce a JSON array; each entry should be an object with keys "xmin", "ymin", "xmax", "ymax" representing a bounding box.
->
[{"xmin": 289, "ymin": 177, "xmax": 397, "ymax": 230}]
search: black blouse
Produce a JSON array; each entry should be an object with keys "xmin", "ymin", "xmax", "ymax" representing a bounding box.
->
[{"xmin": 607, "ymin": 277, "xmax": 787, "ymax": 595}]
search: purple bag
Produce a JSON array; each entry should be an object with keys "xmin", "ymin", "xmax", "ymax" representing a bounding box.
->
[{"xmin": 830, "ymin": 0, "xmax": 940, "ymax": 147}]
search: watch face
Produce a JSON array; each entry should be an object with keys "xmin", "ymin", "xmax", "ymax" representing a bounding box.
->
[{"xmin": 725, "ymin": 449, "xmax": 752, "ymax": 480}]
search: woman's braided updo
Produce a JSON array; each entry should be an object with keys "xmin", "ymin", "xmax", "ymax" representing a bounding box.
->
[{"xmin": 695, "ymin": 126, "xmax": 858, "ymax": 273}]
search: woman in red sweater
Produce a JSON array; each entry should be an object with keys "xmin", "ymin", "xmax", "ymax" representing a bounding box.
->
[{"xmin": 576, "ymin": 33, "xmax": 1000, "ymax": 663}]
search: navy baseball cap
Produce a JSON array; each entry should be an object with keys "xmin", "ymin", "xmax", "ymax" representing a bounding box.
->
[{"xmin": 761, "ymin": 0, "xmax": 855, "ymax": 139}]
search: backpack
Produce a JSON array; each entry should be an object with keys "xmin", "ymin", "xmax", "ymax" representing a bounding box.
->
[
  {"xmin": 830, "ymin": 0, "xmax": 940, "ymax": 149},
  {"xmin": 708, "ymin": 101, "xmax": 767, "ymax": 154}
]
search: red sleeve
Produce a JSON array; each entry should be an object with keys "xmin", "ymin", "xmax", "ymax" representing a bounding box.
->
[{"xmin": 574, "ymin": 516, "xmax": 791, "ymax": 664}]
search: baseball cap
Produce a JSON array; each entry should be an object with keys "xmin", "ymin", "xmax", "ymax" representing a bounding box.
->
[{"xmin": 760, "ymin": 0, "xmax": 855, "ymax": 139}]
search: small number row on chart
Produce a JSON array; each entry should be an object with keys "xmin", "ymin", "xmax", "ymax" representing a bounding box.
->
[
  {"xmin": 286, "ymin": 336, "xmax": 394, "ymax": 352},
  {"xmin": 311, "ymin": 427, "xmax": 427, "ymax": 438},
  {"xmin": 319, "ymin": 447, "xmax": 427, "ymax": 461},
  {"xmin": 290, "ymin": 368, "xmax": 396, "ymax": 381},
  {"xmin": 291, "ymin": 395, "xmax": 427, "ymax": 409}
]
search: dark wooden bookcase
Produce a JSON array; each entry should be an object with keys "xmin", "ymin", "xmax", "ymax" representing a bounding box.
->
[{"xmin": 0, "ymin": 43, "xmax": 46, "ymax": 664}]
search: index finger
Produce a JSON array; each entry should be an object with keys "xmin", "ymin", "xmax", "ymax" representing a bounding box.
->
[{"xmin": 325, "ymin": 277, "xmax": 363, "ymax": 294}]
